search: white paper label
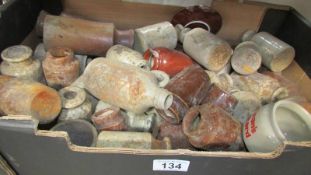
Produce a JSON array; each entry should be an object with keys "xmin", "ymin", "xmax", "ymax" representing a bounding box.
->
[{"xmin": 153, "ymin": 159, "xmax": 190, "ymax": 172}]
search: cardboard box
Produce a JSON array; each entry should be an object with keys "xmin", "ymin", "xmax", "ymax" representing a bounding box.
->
[{"xmin": 0, "ymin": 0, "xmax": 310, "ymax": 174}]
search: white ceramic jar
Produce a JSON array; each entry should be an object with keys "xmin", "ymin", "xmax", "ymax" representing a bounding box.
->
[{"xmin": 243, "ymin": 100, "xmax": 311, "ymax": 153}]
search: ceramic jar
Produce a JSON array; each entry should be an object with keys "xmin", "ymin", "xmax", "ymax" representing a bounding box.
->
[
  {"xmin": 202, "ymin": 84, "xmax": 238, "ymax": 114},
  {"xmin": 58, "ymin": 86, "xmax": 93, "ymax": 122},
  {"xmin": 0, "ymin": 75, "xmax": 61, "ymax": 124},
  {"xmin": 51, "ymin": 120, "xmax": 98, "ymax": 147},
  {"xmin": 176, "ymin": 25, "xmax": 233, "ymax": 71},
  {"xmin": 91, "ymin": 107, "xmax": 127, "ymax": 131},
  {"xmin": 231, "ymin": 72, "xmax": 288, "ymax": 103},
  {"xmin": 156, "ymin": 64, "xmax": 211, "ymax": 124},
  {"xmin": 106, "ymin": 45, "xmax": 148, "ymax": 68},
  {"xmin": 231, "ymin": 91, "xmax": 261, "ymax": 124},
  {"xmin": 231, "ymin": 41, "xmax": 262, "ymax": 75},
  {"xmin": 143, "ymin": 47, "xmax": 193, "ymax": 77},
  {"xmin": 96, "ymin": 131, "xmax": 171, "ymax": 149},
  {"xmin": 42, "ymin": 47, "xmax": 80, "ymax": 89},
  {"xmin": 242, "ymin": 30, "xmax": 295, "ymax": 72},
  {"xmin": 183, "ymin": 103, "xmax": 242, "ymax": 150},
  {"xmin": 171, "ymin": 5, "xmax": 222, "ymax": 34},
  {"xmin": 243, "ymin": 100, "xmax": 311, "ymax": 153},
  {"xmin": 134, "ymin": 21, "xmax": 177, "ymax": 53},
  {"xmin": 74, "ymin": 58, "xmax": 173, "ymax": 114},
  {"xmin": 1, "ymin": 45, "xmax": 42, "ymax": 82},
  {"xmin": 41, "ymin": 13, "xmax": 134, "ymax": 56},
  {"xmin": 157, "ymin": 121, "xmax": 192, "ymax": 149}
]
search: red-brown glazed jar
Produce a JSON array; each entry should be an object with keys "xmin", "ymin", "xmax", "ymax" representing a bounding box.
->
[
  {"xmin": 202, "ymin": 84, "xmax": 238, "ymax": 114},
  {"xmin": 182, "ymin": 103, "xmax": 242, "ymax": 150},
  {"xmin": 143, "ymin": 47, "xmax": 193, "ymax": 77},
  {"xmin": 157, "ymin": 65, "xmax": 211, "ymax": 124},
  {"xmin": 171, "ymin": 5, "xmax": 222, "ymax": 34},
  {"xmin": 42, "ymin": 47, "xmax": 80, "ymax": 89}
]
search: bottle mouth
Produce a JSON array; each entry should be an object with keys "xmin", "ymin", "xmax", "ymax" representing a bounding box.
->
[
  {"xmin": 59, "ymin": 86, "xmax": 86, "ymax": 108},
  {"xmin": 154, "ymin": 90, "xmax": 173, "ymax": 110},
  {"xmin": 1, "ymin": 45, "xmax": 32, "ymax": 62}
]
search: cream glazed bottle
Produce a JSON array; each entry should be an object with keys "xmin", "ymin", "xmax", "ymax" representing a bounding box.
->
[{"xmin": 175, "ymin": 24, "xmax": 233, "ymax": 72}]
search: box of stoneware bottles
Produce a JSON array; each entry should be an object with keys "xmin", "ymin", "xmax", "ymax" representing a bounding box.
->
[{"xmin": 0, "ymin": 0, "xmax": 311, "ymax": 175}]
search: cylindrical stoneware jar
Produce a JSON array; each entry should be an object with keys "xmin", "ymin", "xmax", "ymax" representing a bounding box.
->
[
  {"xmin": 176, "ymin": 25, "xmax": 232, "ymax": 71},
  {"xmin": 243, "ymin": 100, "xmax": 311, "ymax": 153},
  {"xmin": 41, "ymin": 14, "xmax": 134, "ymax": 56},
  {"xmin": 242, "ymin": 30, "xmax": 295, "ymax": 72},
  {"xmin": 171, "ymin": 5, "xmax": 222, "ymax": 34},
  {"xmin": 58, "ymin": 86, "xmax": 93, "ymax": 122},
  {"xmin": 106, "ymin": 44, "xmax": 148, "ymax": 68},
  {"xmin": 183, "ymin": 103, "xmax": 242, "ymax": 150},
  {"xmin": 0, "ymin": 75, "xmax": 61, "ymax": 124},
  {"xmin": 74, "ymin": 58, "xmax": 173, "ymax": 114},
  {"xmin": 1, "ymin": 45, "xmax": 42, "ymax": 81},
  {"xmin": 134, "ymin": 21, "xmax": 178, "ymax": 53},
  {"xmin": 96, "ymin": 131, "xmax": 171, "ymax": 149},
  {"xmin": 157, "ymin": 64, "xmax": 211, "ymax": 124},
  {"xmin": 143, "ymin": 47, "xmax": 193, "ymax": 77},
  {"xmin": 43, "ymin": 47, "xmax": 80, "ymax": 89},
  {"xmin": 51, "ymin": 120, "xmax": 98, "ymax": 147},
  {"xmin": 231, "ymin": 41, "xmax": 262, "ymax": 75}
]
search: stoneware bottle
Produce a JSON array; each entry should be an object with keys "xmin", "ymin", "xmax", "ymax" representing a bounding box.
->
[
  {"xmin": 96, "ymin": 131, "xmax": 171, "ymax": 149},
  {"xmin": 125, "ymin": 111, "xmax": 155, "ymax": 132},
  {"xmin": 58, "ymin": 86, "xmax": 93, "ymax": 122},
  {"xmin": 134, "ymin": 21, "xmax": 178, "ymax": 53},
  {"xmin": 183, "ymin": 103, "xmax": 242, "ymax": 151},
  {"xmin": 106, "ymin": 44, "xmax": 148, "ymax": 68},
  {"xmin": 171, "ymin": 5, "xmax": 222, "ymax": 34},
  {"xmin": 231, "ymin": 72, "xmax": 288, "ymax": 103},
  {"xmin": 42, "ymin": 47, "xmax": 80, "ymax": 89},
  {"xmin": 176, "ymin": 25, "xmax": 233, "ymax": 71},
  {"xmin": 242, "ymin": 30, "xmax": 295, "ymax": 72},
  {"xmin": 1, "ymin": 45, "xmax": 42, "ymax": 82},
  {"xmin": 40, "ymin": 13, "xmax": 134, "ymax": 56},
  {"xmin": 231, "ymin": 41, "xmax": 262, "ymax": 75},
  {"xmin": 0, "ymin": 75, "xmax": 61, "ymax": 124},
  {"xmin": 143, "ymin": 47, "xmax": 193, "ymax": 77},
  {"xmin": 243, "ymin": 100, "xmax": 311, "ymax": 153},
  {"xmin": 157, "ymin": 64, "xmax": 211, "ymax": 124},
  {"xmin": 51, "ymin": 119, "xmax": 98, "ymax": 147},
  {"xmin": 91, "ymin": 107, "xmax": 127, "ymax": 131},
  {"xmin": 74, "ymin": 58, "xmax": 173, "ymax": 114}
]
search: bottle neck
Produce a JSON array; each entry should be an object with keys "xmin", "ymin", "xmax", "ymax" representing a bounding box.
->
[
  {"xmin": 114, "ymin": 29, "xmax": 135, "ymax": 48},
  {"xmin": 152, "ymin": 88, "xmax": 173, "ymax": 111}
]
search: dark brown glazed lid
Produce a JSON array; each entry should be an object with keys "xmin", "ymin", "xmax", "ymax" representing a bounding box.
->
[{"xmin": 171, "ymin": 5, "xmax": 222, "ymax": 34}]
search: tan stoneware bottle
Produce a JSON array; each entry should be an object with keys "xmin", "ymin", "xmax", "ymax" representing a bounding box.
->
[
  {"xmin": 1, "ymin": 45, "xmax": 42, "ymax": 82},
  {"xmin": 42, "ymin": 47, "xmax": 80, "ymax": 89},
  {"xmin": 175, "ymin": 24, "xmax": 233, "ymax": 71},
  {"xmin": 73, "ymin": 58, "xmax": 173, "ymax": 114},
  {"xmin": 38, "ymin": 12, "xmax": 134, "ymax": 56},
  {"xmin": 0, "ymin": 75, "xmax": 62, "ymax": 124}
]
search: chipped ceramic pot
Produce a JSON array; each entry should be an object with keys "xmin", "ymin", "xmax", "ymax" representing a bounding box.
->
[
  {"xmin": 96, "ymin": 131, "xmax": 171, "ymax": 149},
  {"xmin": 243, "ymin": 100, "xmax": 311, "ymax": 153},
  {"xmin": 51, "ymin": 119, "xmax": 98, "ymax": 147},
  {"xmin": 182, "ymin": 103, "xmax": 242, "ymax": 150},
  {"xmin": 157, "ymin": 64, "xmax": 211, "ymax": 124},
  {"xmin": 1, "ymin": 45, "xmax": 42, "ymax": 82},
  {"xmin": 176, "ymin": 25, "xmax": 232, "ymax": 71},
  {"xmin": 242, "ymin": 30, "xmax": 295, "ymax": 72},
  {"xmin": 40, "ymin": 13, "xmax": 134, "ymax": 56},
  {"xmin": 58, "ymin": 86, "xmax": 93, "ymax": 122},
  {"xmin": 0, "ymin": 75, "xmax": 61, "ymax": 124},
  {"xmin": 134, "ymin": 21, "xmax": 178, "ymax": 53},
  {"xmin": 231, "ymin": 41, "xmax": 262, "ymax": 75},
  {"xmin": 74, "ymin": 58, "xmax": 173, "ymax": 114},
  {"xmin": 42, "ymin": 47, "xmax": 80, "ymax": 89},
  {"xmin": 106, "ymin": 44, "xmax": 148, "ymax": 69},
  {"xmin": 143, "ymin": 47, "xmax": 193, "ymax": 77}
]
